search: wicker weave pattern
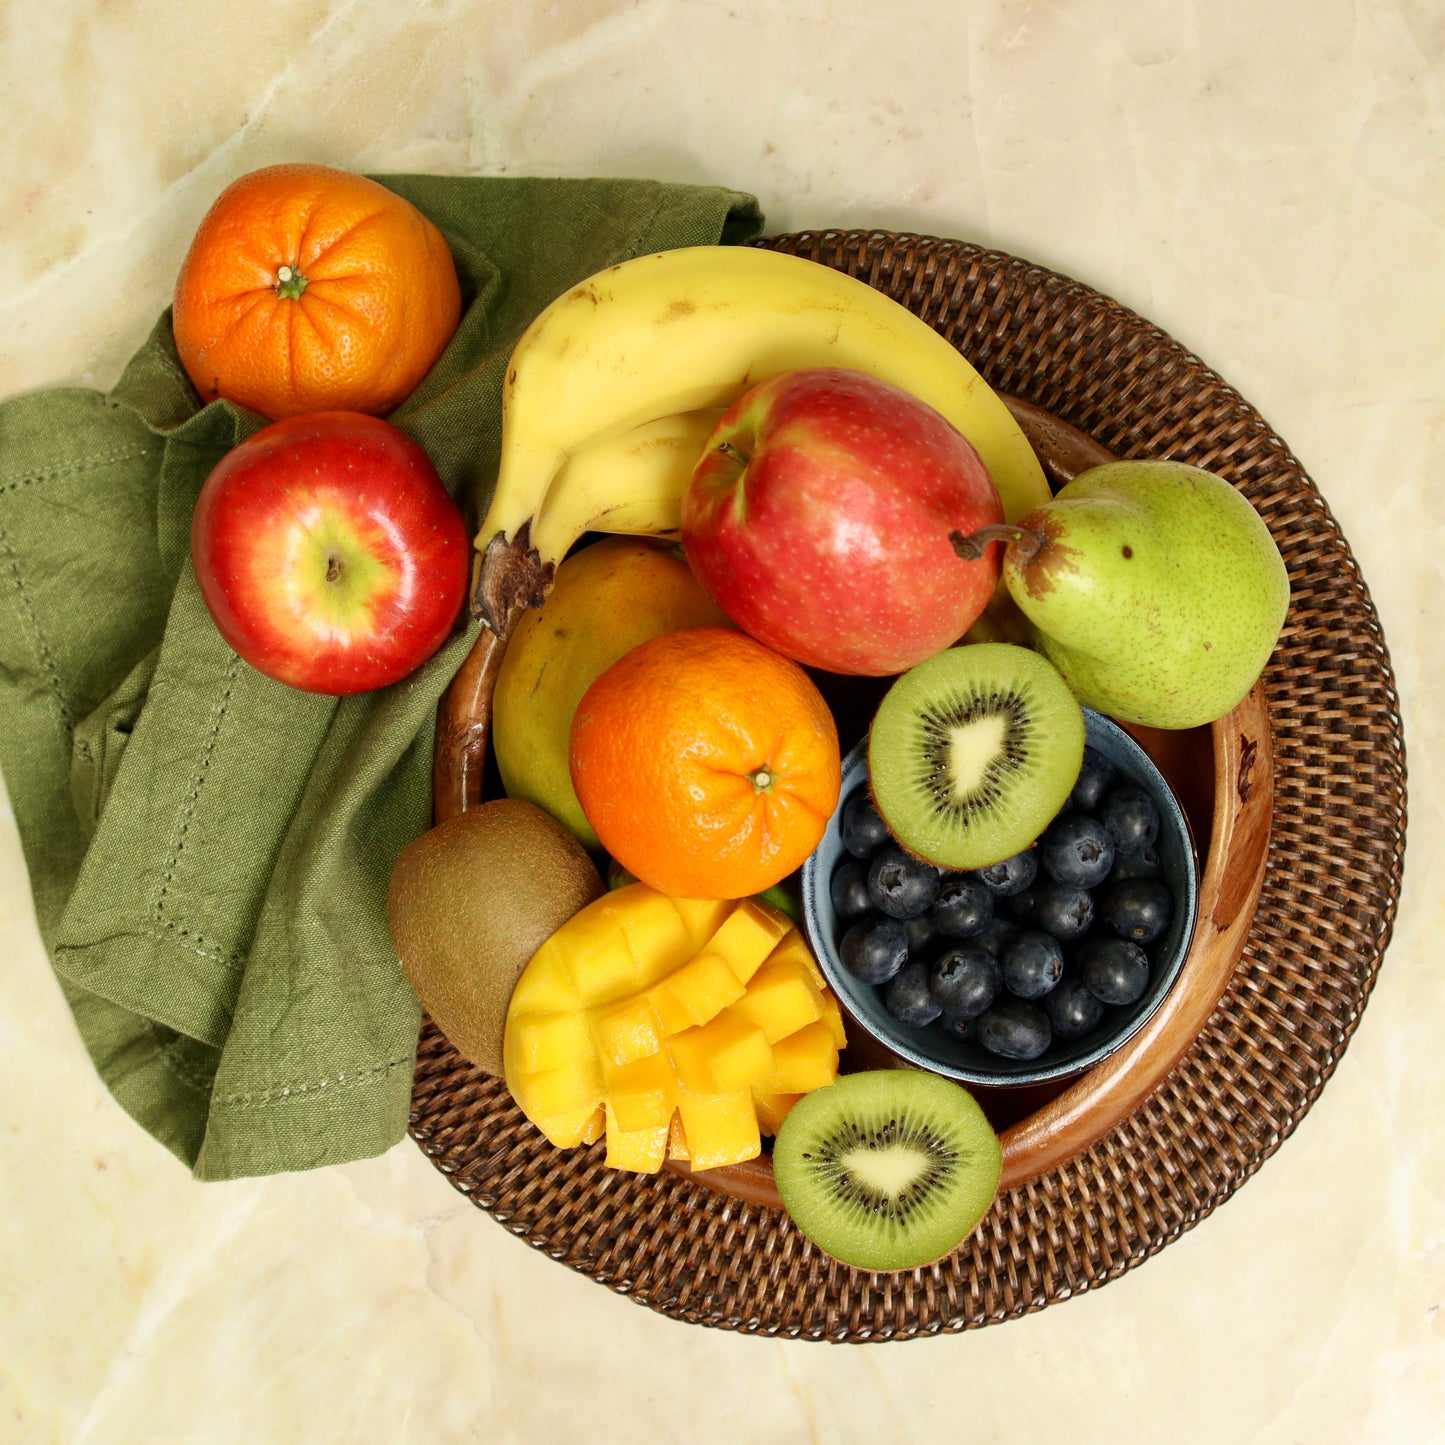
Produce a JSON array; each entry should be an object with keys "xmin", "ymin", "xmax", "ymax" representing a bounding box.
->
[{"xmin": 408, "ymin": 232, "xmax": 1406, "ymax": 1339}]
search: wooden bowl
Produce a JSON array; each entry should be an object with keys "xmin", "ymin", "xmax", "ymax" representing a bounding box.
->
[{"xmin": 432, "ymin": 396, "xmax": 1274, "ymax": 1208}]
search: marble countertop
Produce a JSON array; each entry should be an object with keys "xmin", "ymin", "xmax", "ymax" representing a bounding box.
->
[{"xmin": 2, "ymin": 3, "xmax": 1440, "ymax": 1440}]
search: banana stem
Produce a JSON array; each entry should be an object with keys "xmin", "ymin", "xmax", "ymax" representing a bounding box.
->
[
  {"xmin": 950, "ymin": 523, "xmax": 1045, "ymax": 564},
  {"xmin": 470, "ymin": 524, "xmax": 553, "ymax": 637}
]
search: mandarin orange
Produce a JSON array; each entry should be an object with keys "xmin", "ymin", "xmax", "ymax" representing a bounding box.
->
[
  {"xmin": 172, "ymin": 163, "xmax": 461, "ymax": 420},
  {"xmin": 568, "ymin": 627, "xmax": 841, "ymax": 900}
]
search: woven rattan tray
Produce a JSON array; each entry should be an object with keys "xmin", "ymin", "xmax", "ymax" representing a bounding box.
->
[{"xmin": 407, "ymin": 230, "xmax": 1407, "ymax": 1339}]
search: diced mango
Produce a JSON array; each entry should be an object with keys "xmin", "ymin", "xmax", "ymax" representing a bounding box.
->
[
  {"xmin": 703, "ymin": 898, "xmax": 793, "ymax": 984},
  {"xmin": 751, "ymin": 1087, "xmax": 802, "ymax": 1136},
  {"xmin": 506, "ymin": 945, "xmax": 580, "ymax": 1016},
  {"xmin": 502, "ymin": 885, "xmax": 844, "ymax": 1175},
  {"xmin": 763, "ymin": 1021, "xmax": 839, "ymax": 1094},
  {"xmin": 676, "ymin": 1089, "xmax": 761, "ymax": 1171},
  {"xmin": 730, "ymin": 953, "xmax": 824, "ymax": 1043},
  {"xmin": 508, "ymin": 1011, "xmax": 595, "ymax": 1074},
  {"xmin": 667, "ymin": 896, "xmax": 735, "ymax": 953},
  {"xmin": 530, "ymin": 1103, "xmax": 606, "ymax": 1149},
  {"xmin": 612, "ymin": 889, "xmax": 697, "ymax": 987},
  {"xmin": 667, "ymin": 1009, "xmax": 774, "ymax": 1092},
  {"xmin": 512, "ymin": 1050, "xmax": 603, "ymax": 1119},
  {"xmin": 764, "ymin": 928, "xmax": 830, "ymax": 993},
  {"xmin": 591, "ymin": 993, "xmax": 662, "ymax": 1066},
  {"xmin": 602, "ymin": 1101, "xmax": 669, "ymax": 1172},
  {"xmin": 818, "ymin": 989, "xmax": 848, "ymax": 1050},
  {"xmin": 600, "ymin": 1051, "xmax": 674, "ymax": 1132},
  {"xmin": 647, "ymin": 949, "xmax": 744, "ymax": 1034}
]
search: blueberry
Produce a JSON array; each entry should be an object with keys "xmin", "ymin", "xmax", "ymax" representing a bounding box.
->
[
  {"xmin": 841, "ymin": 788, "xmax": 891, "ymax": 858},
  {"xmin": 975, "ymin": 915, "xmax": 1022, "ymax": 958},
  {"xmin": 976, "ymin": 999, "xmax": 1053, "ymax": 1060},
  {"xmin": 1038, "ymin": 814, "xmax": 1116, "ymax": 888},
  {"xmin": 1032, "ymin": 881, "xmax": 1096, "ymax": 942},
  {"xmin": 829, "ymin": 857, "xmax": 874, "ymax": 923},
  {"xmin": 866, "ymin": 845, "xmax": 940, "ymax": 919},
  {"xmin": 1099, "ymin": 878, "xmax": 1173, "ymax": 944},
  {"xmin": 1005, "ymin": 880, "xmax": 1043, "ymax": 926},
  {"xmin": 930, "ymin": 945, "xmax": 1001, "ymax": 1022},
  {"xmin": 1041, "ymin": 975, "xmax": 1107, "ymax": 1040},
  {"xmin": 1108, "ymin": 843, "xmax": 1163, "ymax": 882},
  {"xmin": 1078, "ymin": 936, "xmax": 1151, "ymax": 1005},
  {"xmin": 884, "ymin": 961, "xmax": 942, "ymax": 1028},
  {"xmin": 977, "ymin": 849, "xmax": 1038, "ymax": 897},
  {"xmin": 839, "ymin": 916, "xmax": 908, "ymax": 985},
  {"xmin": 903, "ymin": 911, "xmax": 937, "ymax": 958},
  {"xmin": 931, "ymin": 874, "xmax": 994, "ymax": 938},
  {"xmin": 935, "ymin": 1012, "xmax": 978, "ymax": 1044},
  {"xmin": 1068, "ymin": 746, "xmax": 1118, "ymax": 813},
  {"xmin": 1000, "ymin": 931, "xmax": 1065, "ymax": 1000},
  {"xmin": 1100, "ymin": 785, "xmax": 1161, "ymax": 855}
]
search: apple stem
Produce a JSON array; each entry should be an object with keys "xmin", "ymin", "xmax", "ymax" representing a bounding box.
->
[
  {"xmin": 949, "ymin": 523, "xmax": 1046, "ymax": 564},
  {"xmin": 716, "ymin": 440, "xmax": 751, "ymax": 468},
  {"xmin": 275, "ymin": 264, "xmax": 309, "ymax": 301},
  {"xmin": 326, "ymin": 555, "xmax": 342, "ymax": 583}
]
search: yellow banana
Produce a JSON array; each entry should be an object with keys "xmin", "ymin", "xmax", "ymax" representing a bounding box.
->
[
  {"xmin": 527, "ymin": 408, "xmax": 721, "ymax": 563},
  {"xmin": 474, "ymin": 244, "xmax": 1050, "ymax": 633}
]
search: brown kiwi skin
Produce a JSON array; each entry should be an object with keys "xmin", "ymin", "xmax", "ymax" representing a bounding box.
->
[{"xmin": 387, "ymin": 798, "xmax": 603, "ymax": 1076}]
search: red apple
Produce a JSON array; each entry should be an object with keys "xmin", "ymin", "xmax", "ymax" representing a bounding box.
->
[
  {"xmin": 192, "ymin": 412, "xmax": 469, "ymax": 694},
  {"xmin": 680, "ymin": 368, "xmax": 1006, "ymax": 676}
]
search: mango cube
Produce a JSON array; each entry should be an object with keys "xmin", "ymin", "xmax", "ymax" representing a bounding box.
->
[
  {"xmin": 508, "ymin": 1011, "xmax": 595, "ymax": 1074},
  {"xmin": 751, "ymin": 1088, "xmax": 802, "ymax": 1136},
  {"xmin": 669, "ymin": 896, "xmax": 735, "ymax": 951},
  {"xmin": 818, "ymin": 990, "xmax": 848, "ymax": 1050},
  {"xmin": 676, "ymin": 1088, "xmax": 761, "ymax": 1171},
  {"xmin": 667, "ymin": 1009, "xmax": 774, "ymax": 1092},
  {"xmin": 730, "ymin": 953, "xmax": 824, "ymax": 1043},
  {"xmin": 528, "ymin": 1101, "xmax": 607, "ymax": 1150},
  {"xmin": 763, "ymin": 1021, "xmax": 839, "ymax": 1094},
  {"xmin": 600, "ymin": 1051, "xmax": 674, "ymax": 1132},
  {"xmin": 764, "ymin": 929, "xmax": 830, "ymax": 993},
  {"xmin": 702, "ymin": 899, "xmax": 793, "ymax": 984},
  {"xmin": 514, "ymin": 1052, "xmax": 604, "ymax": 1119},
  {"xmin": 613, "ymin": 891, "xmax": 697, "ymax": 986},
  {"xmin": 592, "ymin": 993, "xmax": 662, "ymax": 1066},
  {"xmin": 602, "ymin": 1101, "xmax": 669, "ymax": 1172},
  {"xmin": 647, "ymin": 949, "xmax": 744, "ymax": 1034},
  {"xmin": 506, "ymin": 947, "xmax": 580, "ymax": 1016}
]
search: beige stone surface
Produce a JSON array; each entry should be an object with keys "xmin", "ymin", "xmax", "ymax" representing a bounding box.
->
[{"xmin": 1, "ymin": 2, "xmax": 1440, "ymax": 1440}]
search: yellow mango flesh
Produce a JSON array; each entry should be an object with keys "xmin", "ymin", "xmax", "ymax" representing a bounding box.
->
[{"xmin": 504, "ymin": 884, "xmax": 845, "ymax": 1170}]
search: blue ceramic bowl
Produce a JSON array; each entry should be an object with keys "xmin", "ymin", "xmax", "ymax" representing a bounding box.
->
[{"xmin": 801, "ymin": 709, "xmax": 1200, "ymax": 1088}]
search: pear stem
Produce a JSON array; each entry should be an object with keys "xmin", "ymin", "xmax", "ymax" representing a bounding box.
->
[{"xmin": 950, "ymin": 523, "xmax": 1046, "ymax": 564}]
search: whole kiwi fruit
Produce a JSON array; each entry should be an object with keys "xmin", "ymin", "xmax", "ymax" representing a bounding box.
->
[{"xmin": 387, "ymin": 798, "xmax": 603, "ymax": 1077}]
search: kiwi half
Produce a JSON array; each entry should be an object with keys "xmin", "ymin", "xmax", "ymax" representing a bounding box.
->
[
  {"xmin": 772, "ymin": 1069, "xmax": 1002, "ymax": 1271},
  {"xmin": 868, "ymin": 643, "xmax": 1085, "ymax": 871}
]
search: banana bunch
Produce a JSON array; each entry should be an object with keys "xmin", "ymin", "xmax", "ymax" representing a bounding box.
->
[{"xmin": 472, "ymin": 244, "xmax": 1051, "ymax": 635}]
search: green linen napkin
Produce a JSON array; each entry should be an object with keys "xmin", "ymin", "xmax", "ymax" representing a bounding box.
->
[{"xmin": 0, "ymin": 174, "xmax": 764, "ymax": 1179}]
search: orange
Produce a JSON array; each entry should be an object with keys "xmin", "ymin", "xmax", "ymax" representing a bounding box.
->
[
  {"xmin": 568, "ymin": 627, "xmax": 842, "ymax": 900},
  {"xmin": 172, "ymin": 163, "xmax": 461, "ymax": 420}
]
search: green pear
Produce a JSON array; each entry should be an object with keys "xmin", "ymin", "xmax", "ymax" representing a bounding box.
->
[{"xmin": 952, "ymin": 460, "xmax": 1288, "ymax": 729}]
